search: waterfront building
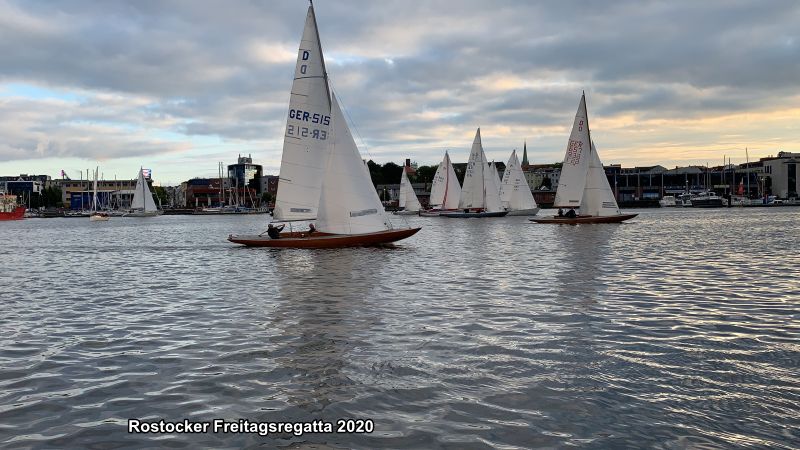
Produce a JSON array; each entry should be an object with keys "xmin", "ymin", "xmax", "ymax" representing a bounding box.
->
[
  {"xmin": 228, "ymin": 154, "xmax": 263, "ymax": 195},
  {"xmin": 50, "ymin": 177, "xmax": 137, "ymax": 210},
  {"xmin": 762, "ymin": 151, "xmax": 799, "ymax": 199}
]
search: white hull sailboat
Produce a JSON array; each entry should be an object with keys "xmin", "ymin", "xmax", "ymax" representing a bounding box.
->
[
  {"xmin": 89, "ymin": 167, "xmax": 110, "ymax": 222},
  {"xmin": 531, "ymin": 93, "xmax": 635, "ymax": 224},
  {"xmin": 229, "ymin": 3, "xmax": 420, "ymax": 248},
  {"xmin": 500, "ymin": 149, "xmax": 539, "ymax": 216},
  {"xmin": 420, "ymin": 151, "xmax": 461, "ymax": 216},
  {"xmin": 394, "ymin": 168, "xmax": 422, "ymax": 215},
  {"xmin": 124, "ymin": 168, "xmax": 162, "ymax": 217},
  {"xmin": 441, "ymin": 128, "xmax": 508, "ymax": 218}
]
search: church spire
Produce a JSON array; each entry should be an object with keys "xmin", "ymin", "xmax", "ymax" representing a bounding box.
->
[{"xmin": 521, "ymin": 140, "xmax": 530, "ymax": 167}]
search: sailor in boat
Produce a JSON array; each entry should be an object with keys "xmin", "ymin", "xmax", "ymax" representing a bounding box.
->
[
  {"xmin": 558, "ymin": 208, "xmax": 564, "ymax": 217},
  {"xmin": 307, "ymin": 223, "xmax": 316, "ymax": 235},
  {"xmin": 565, "ymin": 208, "xmax": 577, "ymax": 218},
  {"xmin": 267, "ymin": 223, "xmax": 285, "ymax": 239}
]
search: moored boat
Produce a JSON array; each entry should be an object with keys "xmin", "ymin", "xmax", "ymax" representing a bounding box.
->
[{"xmin": 0, "ymin": 193, "xmax": 25, "ymax": 221}]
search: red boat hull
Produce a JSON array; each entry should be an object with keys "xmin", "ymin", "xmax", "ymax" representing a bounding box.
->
[
  {"xmin": 0, "ymin": 207, "xmax": 25, "ymax": 221},
  {"xmin": 228, "ymin": 227, "xmax": 421, "ymax": 248},
  {"xmin": 530, "ymin": 213, "xmax": 637, "ymax": 224}
]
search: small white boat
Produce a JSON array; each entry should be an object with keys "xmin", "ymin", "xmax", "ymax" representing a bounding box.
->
[
  {"xmin": 659, "ymin": 195, "xmax": 678, "ymax": 207},
  {"xmin": 500, "ymin": 149, "xmax": 539, "ymax": 216},
  {"xmin": 88, "ymin": 167, "xmax": 110, "ymax": 222},
  {"xmin": 420, "ymin": 151, "xmax": 461, "ymax": 216},
  {"xmin": 393, "ymin": 168, "xmax": 421, "ymax": 215},
  {"xmin": 124, "ymin": 168, "xmax": 162, "ymax": 217},
  {"xmin": 442, "ymin": 128, "xmax": 507, "ymax": 218}
]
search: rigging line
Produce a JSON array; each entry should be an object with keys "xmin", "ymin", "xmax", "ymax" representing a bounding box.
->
[{"xmin": 330, "ymin": 84, "xmax": 372, "ymax": 160}]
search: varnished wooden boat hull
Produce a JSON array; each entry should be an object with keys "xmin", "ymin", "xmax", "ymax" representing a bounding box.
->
[
  {"xmin": 440, "ymin": 210, "xmax": 509, "ymax": 218},
  {"xmin": 227, "ymin": 227, "xmax": 421, "ymax": 248},
  {"xmin": 530, "ymin": 213, "xmax": 638, "ymax": 224}
]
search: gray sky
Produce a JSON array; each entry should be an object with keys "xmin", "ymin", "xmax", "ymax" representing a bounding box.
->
[{"xmin": 1, "ymin": 0, "xmax": 798, "ymax": 184}]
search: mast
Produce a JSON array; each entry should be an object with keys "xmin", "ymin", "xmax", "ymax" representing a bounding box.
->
[
  {"xmin": 746, "ymin": 147, "xmax": 751, "ymax": 199},
  {"xmin": 309, "ymin": 1, "xmax": 331, "ymax": 109}
]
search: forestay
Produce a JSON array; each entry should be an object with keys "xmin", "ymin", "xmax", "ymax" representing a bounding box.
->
[
  {"xmin": 553, "ymin": 93, "xmax": 592, "ymax": 209},
  {"xmin": 273, "ymin": 5, "xmax": 332, "ymax": 221},
  {"xmin": 316, "ymin": 94, "xmax": 393, "ymax": 234}
]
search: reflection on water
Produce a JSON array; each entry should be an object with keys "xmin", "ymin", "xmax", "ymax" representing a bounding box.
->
[{"xmin": 0, "ymin": 209, "xmax": 799, "ymax": 448}]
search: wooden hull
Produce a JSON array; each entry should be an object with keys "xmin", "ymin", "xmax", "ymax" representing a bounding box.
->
[
  {"xmin": 393, "ymin": 210, "xmax": 419, "ymax": 216},
  {"xmin": 530, "ymin": 213, "xmax": 638, "ymax": 224},
  {"xmin": 227, "ymin": 227, "xmax": 421, "ymax": 248},
  {"xmin": 0, "ymin": 207, "xmax": 25, "ymax": 221},
  {"xmin": 505, "ymin": 207, "xmax": 540, "ymax": 216},
  {"xmin": 440, "ymin": 210, "xmax": 509, "ymax": 218},
  {"xmin": 419, "ymin": 209, "xmax": 459, "ymax": 217}
]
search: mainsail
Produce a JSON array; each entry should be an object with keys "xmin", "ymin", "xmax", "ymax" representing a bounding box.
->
[
  {"xmin": 500, "ymin": 150, "xmax": 538, "ymax": 211},
  {"xmin": 553, "ymin": 93, "xmax": 592, "ymax": 208},
  {"xmin": 428, "ymin": 151, "xmax": 461, "ymax": 210},
  {"xmin": 273, "ymin": 5, "xmax": 332, "ymax": 221},
  {"xmin": 399, "ymin": 169, "xmax": 422, "ymax": 212},
  {"xmin": 315, "ymin": 93, "xmax": 393, "ymax": 235}
]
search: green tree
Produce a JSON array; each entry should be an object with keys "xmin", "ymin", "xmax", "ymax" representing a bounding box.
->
[
  {"xmin": 413, "ymin": 165, "xmax": 437, "ymax": 183},
  {"xmin": 153, "ymin": 186, "xmax": 168, "ymax": 207}
]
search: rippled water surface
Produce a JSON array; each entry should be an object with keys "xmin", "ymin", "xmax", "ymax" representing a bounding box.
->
[{"xmin": 1, "ymin": 208, "xmax": 799, "ymax": 449}]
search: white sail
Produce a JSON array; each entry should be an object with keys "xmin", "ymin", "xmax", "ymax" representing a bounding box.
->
[
  {"xmin": 428, "ymin": 151, "xmax": 461, "ymax": 210},
  {"xmin": 459, "ymin": 128, "xmax": 486, "ymax": 209},
  {"xmin": 131, "ymin": 168, "xmax": 157, "ymax": 212},
  {"xmin": 484, "ymin": 161, "xmax": 504, "ymax": 212},
  {"xmin": 316, "ymin": 93, "xmax": 393, "ymax": 235},
  {"xmin": 580, "ymin": 141, "xmax": 621, "ymax": 216},
  {"xmin": 553, "ymin": 93, "xmax": 592, "ymax": 208},
  {"xmin": 399, "ymin": 169, "xmax": 422, "ymax": 212},
  {"xmin": 501, "ymin": 150, "xmax": 538, "ymax": 211},
  {"xmin": 273, "ymin": 5, "xmax": 332, "ymax": 221}
]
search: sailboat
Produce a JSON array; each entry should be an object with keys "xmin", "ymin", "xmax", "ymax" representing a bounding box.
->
[
  {"xmin": 395, "ymin": 168, "xmax": 422, "ymax": 215},
  {"xmin": 124, "ymin": 168, "xmax": 162, "ymax": 217},
  {"xmin": 89, "ymin": 167, "xmax": 110, "ymax": 221},
  {"xmin": 441, "ymin": 128, "xmax": 508, "ymax": 218},
  {"xmin": 228, "ymin": 3, "xmax": 420, "ymax": 248},
  {"xmin": 531, "ymin": 93, "xmax": 636, "ymax": 224},
  {"xmin": 500, "ymin": 149, "xmax": 539, "ymax": 216},
  {"xmin": 419, "ymin": 151, "xmax": 461, "ymax": 216}
]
